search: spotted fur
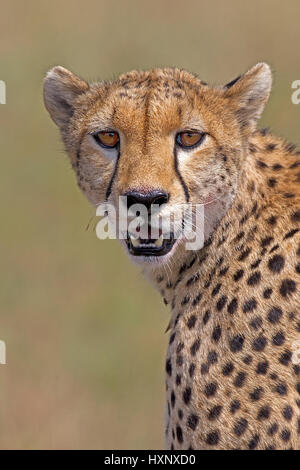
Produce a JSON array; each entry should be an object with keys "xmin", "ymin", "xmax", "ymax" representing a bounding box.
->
[{"xmin": 44, "ymin": 63, "xmax": 300, "ymax": 449}]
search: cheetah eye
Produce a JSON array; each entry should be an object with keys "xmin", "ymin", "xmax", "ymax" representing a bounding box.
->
[
  {"xmin": 93, "ymin": 131, "xmax": 120, "ymax": 149},
  {"xmin": 176, "ymin": 131, "xmax": 206, "ymax": 149}
]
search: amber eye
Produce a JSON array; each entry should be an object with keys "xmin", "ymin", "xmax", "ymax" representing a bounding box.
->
[
  {"xmin": 176, "ymin": 131, "xmax": 205, "ymax": 149},
  {"xmin": 94, "ymin": 131, "xmax": 119, "ymax": 148}
]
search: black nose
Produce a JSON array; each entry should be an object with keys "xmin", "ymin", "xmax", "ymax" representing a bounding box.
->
[{"xmin": 124, "ymin": 190, "xmax": 169, "ymax": 211}]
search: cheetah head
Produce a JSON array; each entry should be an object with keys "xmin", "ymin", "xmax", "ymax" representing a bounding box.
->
[{"xmin": 43, "ymin": 63, "xmax": 271, "ymax": 268}]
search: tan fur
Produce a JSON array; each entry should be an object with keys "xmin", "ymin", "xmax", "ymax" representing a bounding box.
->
[{"xmin": 44, "ymin": 64, "xmax": 300, "ymax": 449}]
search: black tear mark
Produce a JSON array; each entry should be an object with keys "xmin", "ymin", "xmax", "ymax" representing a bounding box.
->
[
  {"xmin": 174, "ymin": 145, "xmax": 190, "ymax": 202},
  {"xmin": 105, "ymin": 144, "xmax": 121, "ymax": 201}
]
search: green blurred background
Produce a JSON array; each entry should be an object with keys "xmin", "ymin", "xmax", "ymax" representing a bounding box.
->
[{"xmin": 1, "ymin": 0, "xmax": 300, "ymax": 449}]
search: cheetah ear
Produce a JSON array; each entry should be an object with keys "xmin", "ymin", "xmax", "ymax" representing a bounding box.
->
[
  {"xmin": 224, "ymin": 62, "xmax": 272, "ymax": 131},
  {"xmin": 43, "ymin": 66, "xmax": 89, "ymax": 130}
]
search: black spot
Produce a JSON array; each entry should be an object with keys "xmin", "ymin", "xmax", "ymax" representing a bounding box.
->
[
  {"xmin": 175, "ymin": 374, "xmax": 181, "ymax": 386},
  {"xmin": 230, "ymin": 334, "xmax": 245, "ymax": 353},
  {"xmin": 250, "ymin": 387, "xmax": 263, "ymax": 401},
  {"xmin": 275, "ymin": 383, "xmax": 287, "ymax": 395},
  {"xmin": 250, "ymin": 316, "xmax": 263, "ymax": 330},
  {"xmin": 203, "ymin": 310, "xmax": 211, "ymax": 325},
  {"xmin": 256, "ymin": 361, "xmax": 269, "ymax": 375},
  {"xmin": 279, "ymin": 349, "xmax": 292, "ymax": 366},
  {"xmin": 216, "ymin": 295, "xmax": 227, "ymax": 311},
  {"xmin": 204, "ymin": 382, "xmax": 217, "ymax": 397},
  {"xmin": 243, "ymin": 355, "xmax": 253, "ymax": 365},
  {"xmin": 212, "ymin": 283, "xmax": 221, "ymax": 297},
  {"xmin": 233, "ymin": 269, "xmax": 244, "ymax": 282},
  {"xmin": 205, "ymin": 430, "xmax": 220, "ymax": 446},
  {"xmin": 267, "ymin": 143, "xmax": 277, "ymax": 152},
  {"xmin": 251, "ymin": 202, "xmax": 258, "ymax": 214},
  {"xmin": 279, "ymin": 279, "xmax": 296, "ymax": 298},
  {"xmin": 186, "ymin": 273, "xmax": 200, "ymax": 287},
  {"xmin": 251, "ymin": 258, "xmax": 262, "ymax": 269},
  {"xmin": 181, "ymin": 295, "xmax": 190, "ymax": 306},
  {"xmin": 263, "ymin": 288, "xmax": 273, "ymax": 299},
  {"xmin": 238, "ymin": 247, "xmax": 252, "ymax": 261},
  {"xmin": 268, "ymin": 255, "xmax": 285, "ymax": 273},
  {"xmin": 212, "ymin": 325, "xmax": 222, "ymax": 342},
  {"xmin": 222, "ymin": 362, "xmax": 234, "ymax": 376},
  {"xmin": 247, "ymin": 271, "xmax": 261, "ymax": 286},
  {"xmin": 171, "ymin": 390, "xmax": 176, "ymax": 408},
  {"xmin": 243, "ymin": 298, "xmax": 257, "ymax": 313},
  {"xmin": 267, "ymin": 307, "xmax": 283, "ymax": 324},
  {"xmin": 207, "ymin": 350, "xmax": 218, "ymax": 364},
  {"xmin": 234, "ymin": 418, "xmax": 248, "ymax": 436},
  {"xmin": 234, "ymin": 371, "xmax": 247, "ymax": 388},
  {"xmin": 272, "ymin": 331, "xmax": 285, "ymax": 346},
  {"xmin": 282, "ymin": 405, "xmax": 293, "ymax": 421},
  {"xmin": 257, "ymin": 160, "xmax": 268, "ymax": 169},
  {"xmin": 267, "ymin": 423, "xmax": 278, "ymax": 436},
  {"xmin": 281, "ymin": 429, "xmax": 291, "ymax": 442},
  {"xmin": 187, "ymin": 414, "xmax": 198, "ymax": 431},
  {"xmin": 192, "ymin": 293, "xmax": 202, "ymax": 306},
  {"xmin": 252, "ymin": 334, "xmax": 267, "ymax": 351},
  {"xmin": 229, "ymin": 400, "xmax": 241, "ymax": 415},
  {"xmin": 258, "ymin": 405, "xmax": 271, "ymax": 420},
  {"xmin": 190, "ymin": 338, "xmax": 201, "ymax": 356},
  {"xmin": 291, "ymin": 211, "xmax": 300, "ymax": 223},
  {"xmin": 261, "ymin": 236, "xmax": 274, "ymax": 248},
  {"xmin": 219, "ymin": 266, "xmax": 229, "ymax": 277},
  {"xmin": 284, "ymin": 228, "xmax": 299, "ymax": 240},
  {"xmin": 166, "ymin": 358, "xmax": 172, "ymax": 376},
  {"xmin": 248, "ymin": 434, "xmax": 260, "ymax": 450},
  {"xmin": 201, "ymin": 363, "xmax": 209, "ymax": 375},
  {"xmin": 268, "ymin": 178, "xmax": 277, "ymax": 188},
  {"xmin": 208, "ymin": 405, "xmax": 223, "ymax": 420},
  {"xmin": 269, "ymin": 244, "xmax": 279, "ymax": 254},
  {"xmin": 183, "ymin": 387, "xmax": 192, "ymax": 404},
  {"xmin": 187, "ymin": 315, "xmax": 197, "ymax": 329},
  {"xmin": 189, "ymin": 363, "xmax": 196, "ymax": 378},
  {"xmin": 176, "ymin": 425, "xmax": 183, "ymax": 444},
  {"xmin": 294, "ymin": 365, "xmax": 300, "ymax": 376},
  {"xmin": 267, "ymin": 215, "xmax": 277, "ymax": 226},
  {"xmin": 176, "ymin": 355, "xmax": 183, "ymax": 366},
  {"xmin": 178, "ymin": 409, "xmax": 183, "ymax": 420},
  {"xmin": 227, "ymin": 298, "xmax": 238, "ymax": 314},
  {"xmin": 169, "ymin": 332, "xmax": 176, "ymax": 344}
]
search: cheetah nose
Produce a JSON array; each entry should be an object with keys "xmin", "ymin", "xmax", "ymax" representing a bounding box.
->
[{"xmin": 124, "ymin": 190, "xmax": 169, "ymax": 211}]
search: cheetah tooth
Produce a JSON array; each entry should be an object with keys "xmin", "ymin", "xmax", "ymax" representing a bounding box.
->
[
  {"xmin": 130, "ymin": 235, "xmax": 140, "ymax": 247},
  {"xmin": 154, "ymin": 234, "xmax": 164, "ymax": 248}
]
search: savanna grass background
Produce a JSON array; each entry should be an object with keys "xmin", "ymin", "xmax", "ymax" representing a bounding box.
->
[{"xmin": 1, "ymin": 0, "xmax": 300, "ymax": 449}]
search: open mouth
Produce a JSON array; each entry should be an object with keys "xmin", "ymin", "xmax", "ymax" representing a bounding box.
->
[{"xmin": 126, "ymin": 229, "xmax": 176, "ymax": 257}]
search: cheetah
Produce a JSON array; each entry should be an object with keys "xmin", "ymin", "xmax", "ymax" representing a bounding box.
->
[{"xmin": 44, "ymin": 63, "xmax": 300, "ymax": 450}]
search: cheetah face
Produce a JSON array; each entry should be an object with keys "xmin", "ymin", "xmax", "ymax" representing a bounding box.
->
[{"xmin": 44, "ymin": 64, "xmax": 271, "ymax": 267}]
